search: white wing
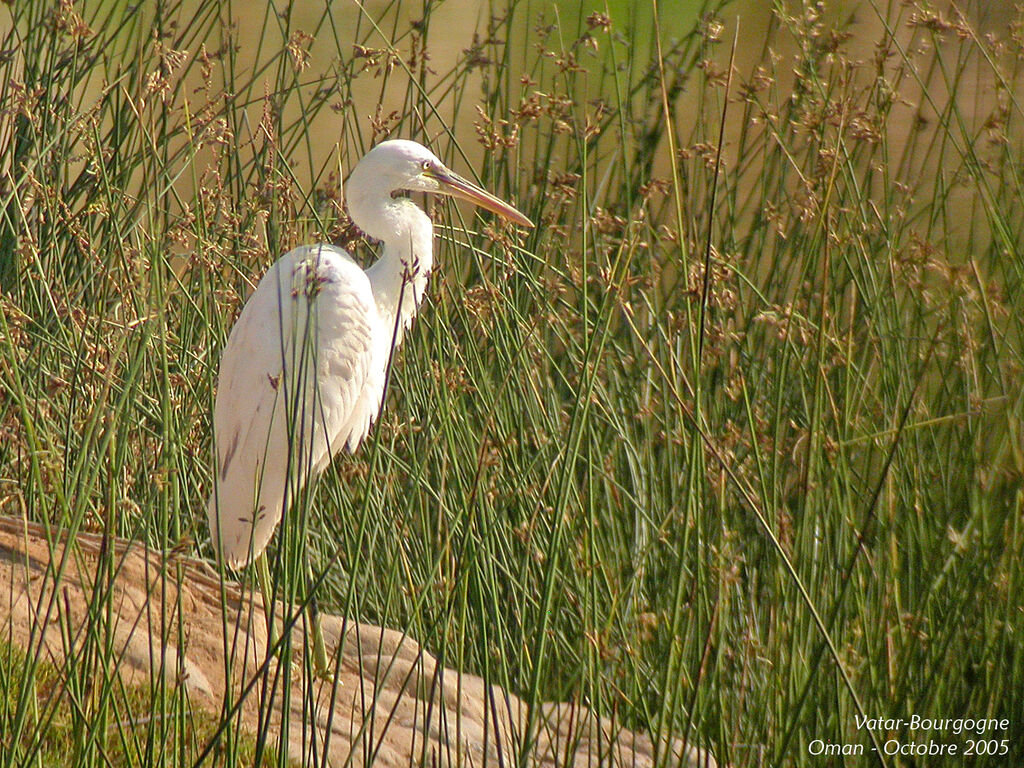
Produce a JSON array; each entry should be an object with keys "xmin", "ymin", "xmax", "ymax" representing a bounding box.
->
[{"xmin": 207, "ymin": 244, "xmax": 385, "ymax": 568}]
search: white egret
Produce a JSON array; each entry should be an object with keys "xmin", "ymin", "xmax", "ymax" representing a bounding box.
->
[{"xmin": 207, "ymin": 139, "xmax": 532, "ymax": 673}]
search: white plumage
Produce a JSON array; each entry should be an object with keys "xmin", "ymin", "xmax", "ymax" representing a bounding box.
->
[{"xmin": 207, "ymin": 140, "xmax": 531, "ymax": 569}]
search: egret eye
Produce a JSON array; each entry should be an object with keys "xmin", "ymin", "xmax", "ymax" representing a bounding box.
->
[{"xmin": 421, "ymin": 160, "xmax": 432, "ymax": 172}]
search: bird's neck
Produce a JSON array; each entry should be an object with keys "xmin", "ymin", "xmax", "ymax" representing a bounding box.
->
[{"xmin": 358, "ymin": 197, "xmax": 434, "ymax": 347}]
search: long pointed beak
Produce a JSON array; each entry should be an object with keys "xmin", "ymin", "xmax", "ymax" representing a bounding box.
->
[{"xmin": 433, "ymin": 167, "xmax": 534, "ymax": 229}]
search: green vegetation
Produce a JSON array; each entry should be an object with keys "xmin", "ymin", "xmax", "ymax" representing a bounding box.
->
[
  {"xmin": 0, "ymin": 638, "xmax": 280, "ymax": 766},
  {"xmin": 1, "ymin": 0, "xmax": 1021, "ymax": 765}
]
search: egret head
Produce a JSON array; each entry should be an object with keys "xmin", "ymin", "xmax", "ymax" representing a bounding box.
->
[{"xmin": 349, "ymin": 139, "xmax": 533, "ymax": 229}]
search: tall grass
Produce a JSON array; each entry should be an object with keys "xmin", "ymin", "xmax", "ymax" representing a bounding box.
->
[{"xmin": 1, "ymin": 0, "xmax": 1021, "ymax": 766}]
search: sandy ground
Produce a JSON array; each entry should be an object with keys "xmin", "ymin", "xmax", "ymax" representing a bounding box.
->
[{"xmin": 0, "ymin": 516, "xmax": 715, "ymax": 767}]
